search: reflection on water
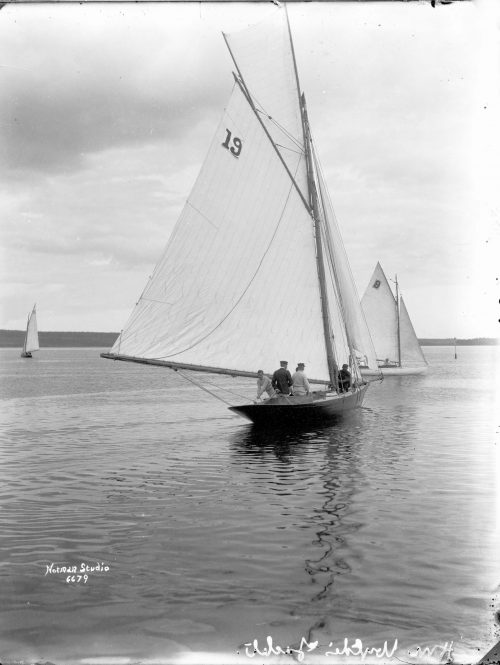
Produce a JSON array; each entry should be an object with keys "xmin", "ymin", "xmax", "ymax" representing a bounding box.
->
[
  {"xmin": 0, "ymin": 346, "xmax": 498, "ymax": 663},
  {"xmin": 231, "ymin": 422, "xmax": 362, "ymax": 609}
]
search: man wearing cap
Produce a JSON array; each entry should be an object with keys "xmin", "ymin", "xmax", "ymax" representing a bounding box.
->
[
  {"xmin": 292, "ymin": 363, "xmax": 311, "ymax": 396},
  {"xmin": 272, "ymin": 360, "xmax": 293, "ymax": 395},
  {"xmin": 338, "ymin": 363, "xmax": 351, "ymax": 392}
]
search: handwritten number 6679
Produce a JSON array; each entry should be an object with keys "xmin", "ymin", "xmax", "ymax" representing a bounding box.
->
[
  {"xmin": 66, "ymin": 574, "xmax": 88, "ymax": 583},
  {"xmin": 222, "ymin": 129, "xmax": 242, "ymax": 157}
]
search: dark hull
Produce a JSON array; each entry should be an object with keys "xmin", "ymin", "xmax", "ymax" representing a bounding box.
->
[
  {"xmin": 20, "ymin": 352, "xmax": 32, "ymax": 358},
  {"xmin": 229, "ymin": 383, "xmax": 368, "ymax": 425}
]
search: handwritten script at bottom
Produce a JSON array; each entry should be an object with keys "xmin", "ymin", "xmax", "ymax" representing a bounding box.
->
[
  {"xmin": 240, "ymin": 636, "xmax": 454, "ymax": 662},
  {"xmin": 240, "ymin": 636, "xmax": 398, "ymax": 661}
]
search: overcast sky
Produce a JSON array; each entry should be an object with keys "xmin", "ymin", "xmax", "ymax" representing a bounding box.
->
[{"xmin": 1, "ymin": 0, "xmax": 498, "ymax": 338}]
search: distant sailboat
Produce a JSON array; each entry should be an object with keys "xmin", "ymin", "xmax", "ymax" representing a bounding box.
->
[
  {"xmin": 21, "ymin": 304, "xmax": 39, "ymax": 358},
  {"xmin": 360, "ymin": 263, "xmax": 428, "ymax": 376},
  {"xmin": 101, "ymin": 8, "xmax": 382, "ymax": 424}
]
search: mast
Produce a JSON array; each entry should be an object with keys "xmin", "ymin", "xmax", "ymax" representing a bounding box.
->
[
  {"xmin": 285, "ymin": 7, "xmax": 337, "ymax": 388},
  {"xmin": 395, "ymin": 275, "xmax": 401, "ymax": 367},
  {"xmin": 301, "ymin": 96, "xmax": 338, "ymax": 389}
]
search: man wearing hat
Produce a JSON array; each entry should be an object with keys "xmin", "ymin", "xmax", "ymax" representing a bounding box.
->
[
  {"xmin": 338, "ymin": 363, "xmax": 351, "ymax": 393},
  {"xmin": 272, "ymin": 360, "xmax": 293, "ymax": 395},
  {"xmin": 292, "ymin": 362, "xmax": 310, "ymax": 396}
]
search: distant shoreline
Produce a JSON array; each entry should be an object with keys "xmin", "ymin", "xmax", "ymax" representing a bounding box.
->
[
  {"xmin": 418, "ymin": 338, "xmax": 498, "ymax": 346},
  {"xmin": 0, "ymin": 330, "xmax": 498, "ymax": 348},
  {"xmin": 0, "ymin": 330, "xmax": 119, "ymax": 348}
]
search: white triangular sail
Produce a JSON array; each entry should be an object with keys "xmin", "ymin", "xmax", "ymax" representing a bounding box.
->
[
  {"xmin": 315, "ymin": 156, "xmax": 381, "ymax": 379},
  {"xmin": 361, "ymin": 263, "xmax": 399, "ymax": 364},
  {"xmin": 112, "ymin": 81, "xmax": 330, "ymax": 381},
  {"xmin": 23, "ymin": 304, "xmax": 39, "ymax": 354},
  {"xmin": 399, "ymin": 296, "xmax": 427, "ymax": 366}
]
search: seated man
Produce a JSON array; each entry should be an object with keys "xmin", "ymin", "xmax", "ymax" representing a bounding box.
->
[
  {"xmin": 291, "ymin": 362, "xmax": 310, "ymax": 396},
  {"xmin": 338, "ymin": 363, "xmax": 351, "ymax": 393}
]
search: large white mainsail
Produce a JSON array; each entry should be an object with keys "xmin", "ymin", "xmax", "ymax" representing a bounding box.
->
[
  {"xmin": 104, "ymin": 7, "xmax": 378, "ymax": 419},
  {"xmin": 111, "ymin": 80, "xmax": 330, "ymax": 381},
  {"xmin": 22, "ymin": 304, "xmax": 39, "ymax": 356}
]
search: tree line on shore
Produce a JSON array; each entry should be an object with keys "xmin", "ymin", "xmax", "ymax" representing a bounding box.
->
[{"xmin": 0, "ymin": 330, "xmax": 497, "ymax": 348}]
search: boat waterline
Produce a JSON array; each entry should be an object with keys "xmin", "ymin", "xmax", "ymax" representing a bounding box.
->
[{"xmin": 229, "ymin": 383, "xmax": 368, "ymax": 424}]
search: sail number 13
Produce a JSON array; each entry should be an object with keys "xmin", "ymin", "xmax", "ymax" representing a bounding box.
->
[{"xmin": 222, "ymin": 129, "xmax": 242, "ymax": 158}]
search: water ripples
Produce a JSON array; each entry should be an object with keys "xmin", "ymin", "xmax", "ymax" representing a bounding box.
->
[{"xmin": 0, "ymin": 347, "xmax": 498, "ymax": 662}]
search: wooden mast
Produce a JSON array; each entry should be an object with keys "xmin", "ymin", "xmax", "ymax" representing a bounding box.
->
[
  {"xmin": 301, "ymin": 98, "xmax": 338, "ymax": 389},
  {"xmin": 285, "ymin": 7, "xmax": 338, "ymax": 389}
]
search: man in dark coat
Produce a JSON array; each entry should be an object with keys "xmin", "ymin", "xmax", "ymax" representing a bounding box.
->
[
  {"xmin": 272, "ymin": 360, "xmax": 293, "ymax": 395},
  {"xmin": 338, "ymin": 363, "xmax": 351, "ymax": 393}
]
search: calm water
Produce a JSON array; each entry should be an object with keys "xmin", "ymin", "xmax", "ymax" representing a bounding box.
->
[{"xmin": 0, "ymin": 346, "xmax": 498, "ymax": 664}]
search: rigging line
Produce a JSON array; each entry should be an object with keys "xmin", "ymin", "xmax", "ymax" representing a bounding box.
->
[
  {"xmin": 254, "ymin": 107, "xmax": 304, "ymax": 152},
  {"xmin": 231, "ymin": 58, "xmax": 304, "ymax": 151},
  {"xmin": 152, "ymin": 176, "xmax": 300, "ymax": 362},
  {"xmin": 225, "ymin": 78, "xmax": 302, "ymax": 157},
  {"xmin": 175, "ymin": 369, "xmax": 233, "ymax": 406},
  {"xmin": 273, "ymin": 142, "xmax": 303, "ymax": 156},
  {"xmin": 186, "ymin": 201, "xmax": 219, "ymax": 230},
  {"xmin": 140, "ymin": 297, "xmax": 175, "ymax": 306},
  {"xmin": 224, "ymin": 63, "xmax": 311, "ymax": 216},
  {"xmin": 319, "ymin": 207, "xmax": 351, "ymax": 354},
  {"xmin": 199, "ymin": 375, "xmax": 254, "ymax": 401},
  {"xmin": 322, "ymin": 235, "xmax": 358, "ymax": 380},
  {"xmin": 312, "ymin": 143, "xmax": 366, "ymax": 306},
  {"xmin": 314, "ymin": 166, "xmax": 360, "ymax": 379}
]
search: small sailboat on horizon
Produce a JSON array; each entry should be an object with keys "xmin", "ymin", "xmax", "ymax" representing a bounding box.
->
[
  {"xmin": 21, "ymin": 304, "xmax": 39, "ymax": 359},
  {"xmin": 101, "ymin": 8, "xmax": 382, "ymax": 424},
  {"xmin": 360, "ymin": 262, "xmax": 428, "ymax": 376}
]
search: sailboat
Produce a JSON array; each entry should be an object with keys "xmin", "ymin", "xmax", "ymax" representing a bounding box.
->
[
  {"xmin": 101, "ymin": 8, "xmax": 381, "ymax": 424},
  {"xmin": 21, "ymin": 304, "xmax": 39, "ymax": 359},
  {"xmin": 360, "ymin": 262, "xmax": 428, "ymax": 376}
]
